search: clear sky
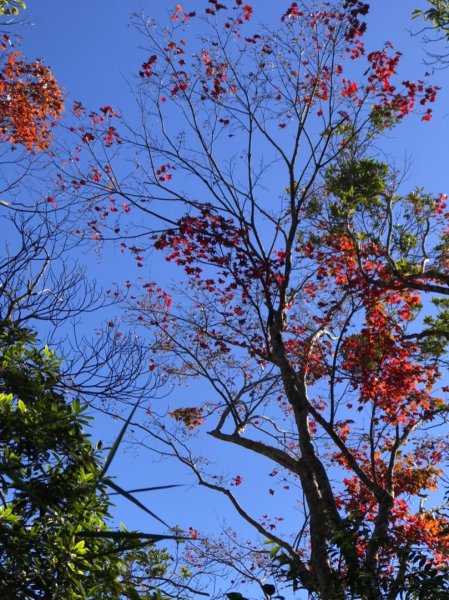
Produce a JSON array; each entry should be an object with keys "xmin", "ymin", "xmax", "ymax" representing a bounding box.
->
[
  {"xmin": 17, "ymin": 0, "xmax": 447, "ymax": 189},
  {"xmin": 12, "ymin": 1, "xmax": 449, "ymax": 598}
]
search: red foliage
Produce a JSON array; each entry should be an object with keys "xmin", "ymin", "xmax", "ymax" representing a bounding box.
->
[{"xmin": 65, "ymin": 2, "xmax": 449, "ymax": 596}]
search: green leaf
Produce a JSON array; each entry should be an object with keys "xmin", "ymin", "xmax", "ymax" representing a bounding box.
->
[
  {"xmin": 79, "ymin": 530, "xmax": 181, "ymax": 542},
  {"xmin": 99, "ymin": 396, "xmax": 143, "ymax": 479},
  {"xmin": 72, "ymin": 540, "xmax": 88, "ymax": 555},
  {"xmin": 108, "ymin": 484, "xmax": 183, "ymax": 496},
  {"xmin": 0, "ymin": 505, "xmax": 21, "ymax": 524},
  {"xmin": 104, "ymin": 479, "xmax": 170, "ymax": 528},
  {"xmin": 0, "ymin": 0, "xmax": 26, "ymax": 16}
]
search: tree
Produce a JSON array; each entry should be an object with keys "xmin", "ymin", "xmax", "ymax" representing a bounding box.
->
[
  {"xmin": 60, "ymin": 1, "xmax": 449, "ymax": 598},
  {"xmin": 0, "ymin": 320, "xmax": 184, "ymax": 599}
]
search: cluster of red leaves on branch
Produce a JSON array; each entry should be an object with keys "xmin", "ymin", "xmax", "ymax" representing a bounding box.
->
[
  {"xmin": 71, "ymin": 101, "xmax": 122, "ymax": 150},
  {"xmin": 152, "ymin": 208, "xmax": 284, "ymax": 357},
  {"xmin": 134, "ymin": 1, "xmax": 437, "ymax": 134},
  {"xmin": 341, "ymin": 0, "xmax": 369, "ymax": 39},
  {"xmin": 0, "ymin": 36, "xmax": 63, "ymax": 151},
  {"xmin": 337, "ymin": 454, "xmax": 449, "ymax": 569},
  {"xmin": 66, "ymin": 101, "xmax": 129, "ymax": 241},
  {"xmin": 139, "ymin": 53, "xmax": 158, "ymax": 78},
  {"xmin": 311, "ymin": 233, "xmax": 449, "ymax": 565},
  {"xmin": 154, "ymin": 207, "xmax": 285, "ymax": 297},
  {"xmin": 366, "ymin": 45, "xmax": 439, "ymax": 123},
  {"xmin": 208, "ymin": 0, "xmax": 253, "ymax": 24},
  {"xmin": 340, "ymin": 308, "xmax": 438, "ymax": 425},
  {"xmin": 311, "ymin": 233, "xmax": 439, "ymax": 412},
  {"xmin": 198, "ymin": 50, "xmax": 233, "ymax": 100},
  {"xmin": 280, "ymin": 0, "xmax": 367, "ymax": 45},
  {"xmin": 337, "ymin": 471, "xmax": 449, "ymax": 571},
  {"xmin": 334, "ymin": 455, "xmax": 449, "ymax": 572}
]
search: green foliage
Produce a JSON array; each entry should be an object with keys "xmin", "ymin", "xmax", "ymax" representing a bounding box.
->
[
  {"xmin": 413, "ymin": 1, "xmax": 449, "ymax": 37},
  {"xmin": 403, "ymin": 551, "xmax": 449, "ymax": 599},
  {"xmin": 0, "ymin": 321, "xmax": 172, "ymax": 599},
  {"xmin": 392, "ymin": 258, "xmax": 422, "ymax": 276},
  {"xmin": 0, "ymin": 0, "xmax": 26, "ymax": 16},
  {"xmin": 326, "ymin": 158, "xmax": 388, "ymax": 208},
  {"xmin": 421, "ymin": 298, "xmax": 449, "ymax": 357},
  {"xmin": 395, "ymin": 227, "xmax": 419, "ymax": 253},
  {"xmin": 406, "ymin": 189, "xmax": 436, "ymax": 222},
  {"xmin": 325, "ymin": 158, "xmax": 389, "ymax": 233},
  {"xmin": 369, "ymin": 104, "xmax": 399, "ymax": 130}
]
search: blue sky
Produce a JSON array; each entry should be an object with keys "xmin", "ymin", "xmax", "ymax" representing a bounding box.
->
[
  {"xmin": 11, "ymin": 1, "xmax": 449, "ymax": 598},
  {"xmin": 17, "ymin": 0, "xmax": 449, "ymax": 205}
]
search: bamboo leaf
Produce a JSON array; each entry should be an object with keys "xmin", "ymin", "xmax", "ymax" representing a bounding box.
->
[
  {"xmin": 109, "ymin": 484, "xmax": 182, "ymax": 496},
  {"xmin": 104, "ymin": 479, "xmax": 170, "ymax": 528},
  {"xmin": 99, "ymin": 398, "xmax": 142, "ymax": 479}
]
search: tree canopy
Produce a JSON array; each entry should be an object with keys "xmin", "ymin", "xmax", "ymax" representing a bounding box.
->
[
  {"xmin": 1, "ymin": 324, "xmax": 109, "ymax": 598},
  {"xmin": 0, "ymin": 322, "xmax": 176, "ymax": 599}
]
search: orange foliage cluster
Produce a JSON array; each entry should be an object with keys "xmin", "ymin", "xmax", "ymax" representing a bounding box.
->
[
  {"xmin": 169, "ymin": 407, "xmax": 205, "ymax": 430},
  {"xmin": 0, "ymin": 37, "xmax": 63, "ymax": 152}
]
